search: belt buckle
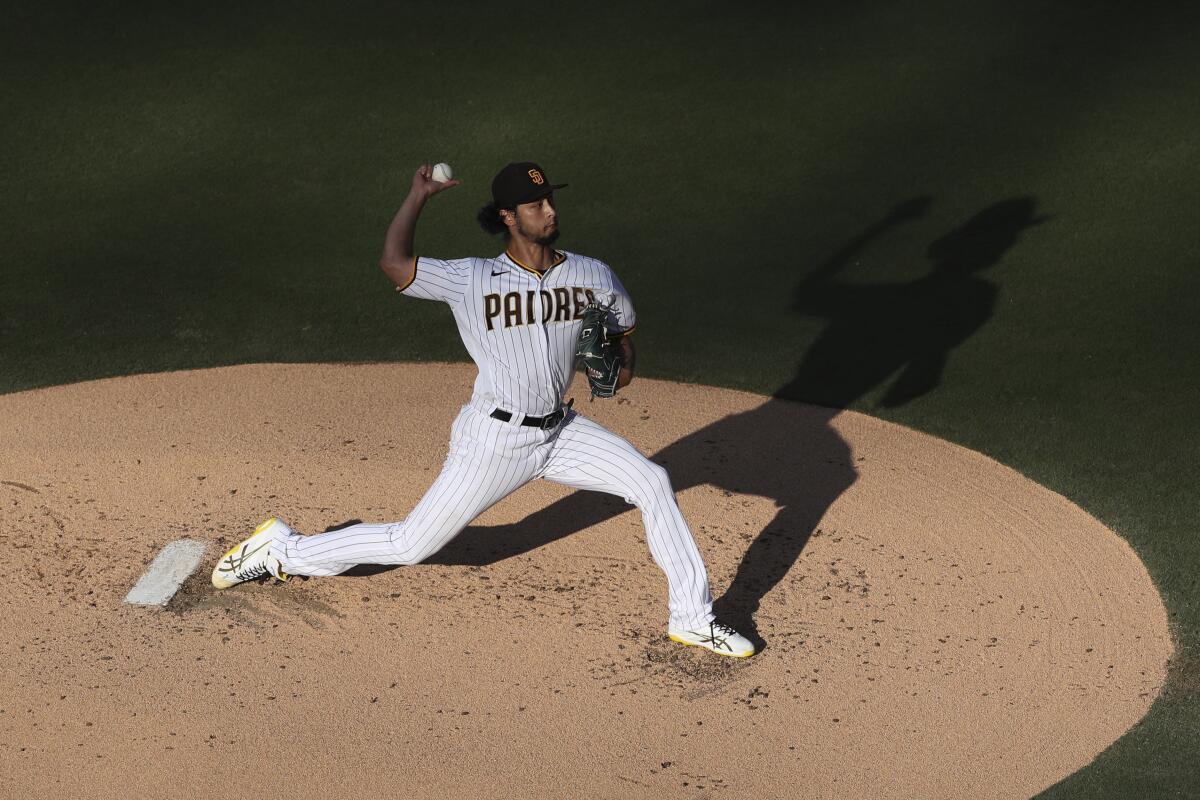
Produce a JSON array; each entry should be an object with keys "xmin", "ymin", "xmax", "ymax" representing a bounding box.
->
[{"xmin": 540, "ymin": 399, "xmax": 573, "ymax": 431}]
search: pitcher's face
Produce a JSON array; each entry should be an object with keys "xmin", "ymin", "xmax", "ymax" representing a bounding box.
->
[{"xmin": 510, "ymin": 194, "xmax": 559, "ymax": 245}]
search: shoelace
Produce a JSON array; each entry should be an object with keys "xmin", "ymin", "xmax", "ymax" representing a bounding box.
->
[
  {"xmin": 233, "ymin": 560, "xmax": 270, "ymax": 580},
  {"xmin": 706, "ymin": 622, "xmax": 735, "ymax": 649},
  {"xmin": 711, "ymin": 622, "xmax": 739, "ymax": 637},
  {"xmin": 219, "ymin": 552, "xmax": 270, "ymax": 580}
]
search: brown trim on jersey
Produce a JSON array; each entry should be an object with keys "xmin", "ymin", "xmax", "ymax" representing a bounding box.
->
[
  {"xmin": 616, "ymin": 324, "xmax": 636, "ymax": 337},
  {"xmin": 396, "ymin": 256, "xmax": 419, "ymax": 293},
  {"xmin": 504, "ymin": 249, "xmax": 567, "ymax": 278}
]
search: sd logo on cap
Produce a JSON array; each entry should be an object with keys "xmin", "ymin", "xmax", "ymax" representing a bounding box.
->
[{"xmin": 491, "ymin": 162, "xmax": 567, "ymax": 209}]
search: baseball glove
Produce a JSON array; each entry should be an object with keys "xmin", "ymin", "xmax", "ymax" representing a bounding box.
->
[{"xmin": 575, "ymin": 301, "xmax": 622, "ymax": 399}]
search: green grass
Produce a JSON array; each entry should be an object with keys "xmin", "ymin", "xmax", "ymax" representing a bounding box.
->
[{"xmin": 3, "ymin": 1, "xmax": 1198, "ymax": 795}]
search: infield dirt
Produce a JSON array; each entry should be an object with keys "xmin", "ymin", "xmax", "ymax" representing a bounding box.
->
[{"xmin": 0, "ymin": 363, "xmax": 1172, "ymax": 799}]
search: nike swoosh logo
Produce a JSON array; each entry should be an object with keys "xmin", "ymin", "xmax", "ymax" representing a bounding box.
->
[
  {"xmin": 217, "ymin": 540, "xmax": 270, "ymax": 573},
  {"xmin": 491, "ymin": 270, "xmax": 505, "ymax": 276}
]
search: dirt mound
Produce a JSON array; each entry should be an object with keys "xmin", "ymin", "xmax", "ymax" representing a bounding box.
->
[{"xmin": 0, "ymin": 363, "xmax": 1172, "ymax": 799}]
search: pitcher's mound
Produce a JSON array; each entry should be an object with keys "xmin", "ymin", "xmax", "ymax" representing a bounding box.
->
[{"xmin": 0, "ymin": 363, "xmax": 1171, "ymax": 799}]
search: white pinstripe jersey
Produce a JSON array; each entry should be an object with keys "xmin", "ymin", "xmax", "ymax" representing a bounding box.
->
[{"xmin": 402, "ymin": 250, "xmax": 636, "ymax": 416}]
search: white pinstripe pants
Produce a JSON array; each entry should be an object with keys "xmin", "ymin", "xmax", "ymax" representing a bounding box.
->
[{"xmin": 275, "ymin": 405, "xmax": 715, "ymax": 629}]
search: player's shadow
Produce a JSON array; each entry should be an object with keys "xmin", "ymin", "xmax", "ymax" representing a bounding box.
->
[
  {"xmin": 776, "ymin": 196, "xmax": 1048, "ymax": 407},
  {"xmin": 428, "ymin": 197, "xmax": 1047, "ymax": 648}
]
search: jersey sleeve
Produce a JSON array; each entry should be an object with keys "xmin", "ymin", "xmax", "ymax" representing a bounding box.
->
[
  {"xmin": 399, "ymin": 256, "xmax": 472, "ymax": 305},
  {"xmin": 605, "ymin": 270, "xmax": 637, "ymax": 335}
]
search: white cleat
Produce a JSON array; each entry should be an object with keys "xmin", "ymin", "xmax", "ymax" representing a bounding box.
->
[
  {"xmin": 211, "ymin": 517, "xmax": 292, "ymax": 589},
  {"xmin": 668, "ymin": 620, "xmax": 756, "ymax": 658}
]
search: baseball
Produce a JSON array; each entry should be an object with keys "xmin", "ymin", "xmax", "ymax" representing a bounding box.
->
[{"xmin": 431, "ymin": 162, "xmax": 453, "ymax": 183}]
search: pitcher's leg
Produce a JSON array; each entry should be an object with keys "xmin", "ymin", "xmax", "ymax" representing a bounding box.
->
[
  {"xmin": 540, "ymin": 413, "xmax": 714, "ymax": 630},
  {"xmin": 278, "ymin": 411, "xmax": 538, "ymax": 576}
]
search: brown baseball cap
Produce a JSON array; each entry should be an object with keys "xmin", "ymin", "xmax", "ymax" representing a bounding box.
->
[{"xmin": 491, "ymin": 162, "xmax": 568, "ymax": 209}]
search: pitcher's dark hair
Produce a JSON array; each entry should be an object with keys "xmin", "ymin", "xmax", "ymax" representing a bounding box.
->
[{"xmin": 477, "ymin": 202, "xmax": 511, "ymax": 236}]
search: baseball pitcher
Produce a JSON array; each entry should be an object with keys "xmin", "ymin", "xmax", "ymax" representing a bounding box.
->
[{"xmin": 211, "ymin": 162, "xmax": 754, "ymax": 658}]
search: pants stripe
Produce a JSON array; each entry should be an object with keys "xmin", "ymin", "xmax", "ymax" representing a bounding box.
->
[{"xmin": 275, "ymin": 406, "xmax": 714, "ymax": 629}]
